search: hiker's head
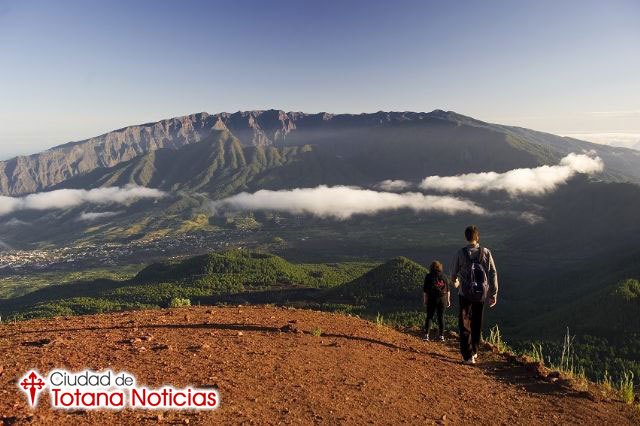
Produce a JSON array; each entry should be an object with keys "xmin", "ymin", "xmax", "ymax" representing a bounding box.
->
[
  {"xmin": 465, "ymin": 225, "xmax": 480, "ymax": 244},
  {"xmin": 430, "ymin": 260, "xmax": 443, "ymax": 274}
]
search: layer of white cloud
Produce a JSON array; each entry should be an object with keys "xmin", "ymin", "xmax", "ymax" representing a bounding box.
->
[
  {"xmin": 376, "ymin": 179, "xmax": 412, "ymax": 191},
  {"xmin": 562, "ymin": 133, "xmax": 640, "ymax": 151},
  {"xmin": 519, "ymin": 211, "xmax": 544, "ymax": 224},
  {"xmin": 78, "ymin": 211, "xmax": 123, "ymax": 222},
  {"xmin": 211, "ymin": 185, "xmax": 485, "ymax": 219},
  {"xmin": 588, "ymin": 110, "xmax": 640, "ymax": 118},
  {"xmin": 1, "ymin": 218, "xmax": 29, "ymax": 227},
  {"xmin": 420, "ymin": 153, "xmax": 603, "ymax": 196},
  {"xmin": 0, "ymin": 186, "xmax": 165, "ymax": 216}
]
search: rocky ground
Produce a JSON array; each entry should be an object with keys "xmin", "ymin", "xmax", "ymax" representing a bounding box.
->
[{"xmin": 1, "ymin": 306, "xmax": 638, "ymax": 425}]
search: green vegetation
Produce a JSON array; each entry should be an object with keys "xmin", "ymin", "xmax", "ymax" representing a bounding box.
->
[
  {"xmin": 135, "ymin": 249, "xmax": 375, "ymax": 289},
  {"xmin": 487, "ymin": 325, "xmax": 510, "ymax": 354},
  {"xmin": 527, "ymin": 343, "xmax": 544, "ymax": 364},
  {"xmin": 327, "ymin": 257, "xmax": 425, "ymax": 308},
  {"xmin": 375, "ymin": 312, "xmax": 385, "ymax": 328},
  {"xmin": 1, "ymin": 248, "xmax": 638, "ymax": 394},
  {"xmin": 557, "ymin": 328, "xmax": 577, "ymax": 376},
  {"xmin": 620, "ymin": 371, "xmax": 635, "ymax": 405},
  {"xmin": 177, "ymin": 213, "xmax": 217, "ymax": 233},
  {"xmin": 0, "ymin": 264, "xmax": 143, "ymax": 299},
  {"xmin": 601, "ymin": 370, "xmax": 614, "ymax": 394},
  {"xmin": 0, "ymin": 249, "xmax": 376, "ymax": 321},
  {"xmin": 616, "ymin": 279, "xmax": 640, "ymax": 302},
  {"xmin": 168, "ymin": 297, "xmax": 192, "ymax": 308},
  {"xmin": 311, "ymin": 327, "xmax": 323, "ymax": 337}
]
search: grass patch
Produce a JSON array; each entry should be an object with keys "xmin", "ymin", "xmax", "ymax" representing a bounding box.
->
[
  {"xmin": 168, "ymin": 297, "xmax": 191, "ymax": 308},
  {"xmin": 487, "ymin": 325, "xmax": 509, "ymax": 353},
  {"xmin": 375, "ymin": 312, "xmax": 385, "ymax": 328},
  {"xmin": 0, "ymin": 264, "xmax": 143, "ymax": 299},
  {"xmin": 619, "ymin": 371, "xmax": 635, "ymax": 404}
]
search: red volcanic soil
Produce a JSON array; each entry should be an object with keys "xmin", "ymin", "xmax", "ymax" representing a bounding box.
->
[{"xmin": 0, "ymin": 306, "xmax": 638, "ymax": 425}]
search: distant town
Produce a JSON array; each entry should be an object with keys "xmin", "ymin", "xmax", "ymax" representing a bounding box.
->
[{"xmin": 0, "ymin": 232, "xmax": 249, "ymax": 274}]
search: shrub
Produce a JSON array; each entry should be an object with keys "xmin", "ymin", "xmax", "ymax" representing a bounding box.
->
[
  {"xmin": 375, "ymin": 312, "xmax": 385, "ymax": 328},
  {"xmin": 601, "ymin": 370, "xmax": 614, "ymax": 394},
  {"xmin": 168, "ymin": 297, "xmax": 191, "ymax": 308},
  {"xmin": 619, "ymin": 371, "xmax": 635, "ymax": 404},
  {"xmin": 558, "ymin": 327, "xmax": 576, "ymax": 375},
  {"xmin": 528, "ymin": 343, "xmax": 544, "ymax": 364},
  {"xmin": 488, "ymin": 324, "xmax": 509, "ymax": 353}
]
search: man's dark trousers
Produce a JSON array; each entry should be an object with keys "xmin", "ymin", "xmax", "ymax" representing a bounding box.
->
[{"xmin": 458, "ymin": 295, "xmax": 484, "ymax": 360}]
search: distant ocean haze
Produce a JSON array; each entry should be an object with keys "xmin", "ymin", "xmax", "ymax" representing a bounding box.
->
[{"xmin": 561, "ymin": 132, "xmax": 640, "ymax": 150}]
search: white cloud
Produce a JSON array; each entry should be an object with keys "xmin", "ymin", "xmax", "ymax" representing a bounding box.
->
[
  {"xmin": 420, "ymin": 153, "xmax": 603, "ymax": 196},
  {"xmin": 0, "ymin": 185, "xmax": 165, "ymax": 216},
  {"xmin": 211, "ymin": 185, "xmax": 485, "ymax": 219},
  {"xmin": 562, "ymin": 133, "xmax": 640, "ymax": 151},
  {"xmin": 519, "ymin": 212, "xmax": 544, "ymax": 224},
  {"xmin": 588, "ymin": 110, "xmax": 640, "ymax": 118},
  {"xmin": 1, "ymin": 218, "xmax": 29, "ymax": 227},
  {"xmin": 78, "ymin": 211, "xmax": 123, "ymax": 222},
  {"xmin": 376, "ymin": 179, "xmax": 412, "ymax": 191}
]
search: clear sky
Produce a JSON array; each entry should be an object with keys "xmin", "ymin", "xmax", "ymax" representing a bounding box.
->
[{"xmin": 1, "ymin": 0, "xmax": 639, "ymax": 159}]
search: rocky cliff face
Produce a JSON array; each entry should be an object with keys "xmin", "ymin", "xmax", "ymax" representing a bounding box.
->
[
  {"xmin": 0, "ymin": 110, "xmax": 444, "ymax": 195},
  {"xmin": 2, "ymin": 109, "xmax": 638, "ymax": 196},
  {"xmin": 0, "ymin": 113, "xmax": 216, "ymax": 195},
  {"xmin": 0, "ymin": 109, "xmax": 326, "ymax": 195}
]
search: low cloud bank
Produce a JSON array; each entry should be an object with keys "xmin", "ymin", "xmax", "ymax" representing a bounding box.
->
[
  {"xmin": 78, "ymin": 211, "xmax": 123, "ymax": 222},
  {"xmin": 376, "ymin": 179, "xmax": 412, "ymax": 191},
  {"xmin": 518, "ymin": 211, "xmax": 544, "ymax": 225},
  {"xmin": 0, "ymin": 186, "xmax": 165, "ymax": 216},
  {"xmin": 1, "ymin": 218, "xmax": 29, "ymax": 227},
  {"xmin": 562, "ymin": 133, "xmax": 640, "ymax": 150},
  {"xmin": 420, "ymin": 153, "xmax": 603, "ymax": 196},
  {"xmin": 211, "ymin": 185, "xmax": 485, "ymax": 219}
]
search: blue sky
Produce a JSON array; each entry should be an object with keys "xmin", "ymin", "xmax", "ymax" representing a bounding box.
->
[{"xmin": 0, "ymin": 0, "xmax": 639, "ymax": 158}]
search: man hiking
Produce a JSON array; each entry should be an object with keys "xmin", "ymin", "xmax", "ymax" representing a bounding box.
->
[{"xmin": 451, "ymin": 225, "xmax": 498, "ymax": 364}]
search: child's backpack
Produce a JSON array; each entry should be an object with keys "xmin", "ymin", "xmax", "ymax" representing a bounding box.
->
[
  {"xmin": 430, "ymin": 274, "xmax": 448, "ymax": 297},
  {"xmin": 462, "ymin": 247, "xmax": 489, "ymax": 303}
]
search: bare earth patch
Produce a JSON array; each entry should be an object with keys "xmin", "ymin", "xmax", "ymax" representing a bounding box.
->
[{"xmin": 0, "ymin": 306, "xmax": 638, "ymax": 425}]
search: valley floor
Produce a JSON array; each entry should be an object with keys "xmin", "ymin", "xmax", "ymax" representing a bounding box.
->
[{"xmin": 0, "ymin": 306, "xmax": 637, "ymax": 425}]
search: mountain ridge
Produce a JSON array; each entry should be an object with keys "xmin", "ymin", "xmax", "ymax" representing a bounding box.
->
[{"xmin": 3, "ymin": 109, "xmax": 640, "ymax": 196}]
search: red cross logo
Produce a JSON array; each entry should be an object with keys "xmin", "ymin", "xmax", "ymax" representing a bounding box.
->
[{"xmin": 20, "ymin": 371, "xmax": 46, "ymax": 407}]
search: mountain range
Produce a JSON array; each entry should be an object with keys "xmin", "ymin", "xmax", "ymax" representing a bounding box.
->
[
  {"xmin": 1, "ymin": 109, "xmax": 639, "ymax": 388},
  {"xmin": 2, "ymin": 109, "xmax": 640, "ymax": 196}
]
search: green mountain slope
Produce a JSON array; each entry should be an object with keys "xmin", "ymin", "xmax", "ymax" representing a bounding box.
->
[
  {"xmin": 53, "ymin": 118, "xmax": 561, "ymax": 195},
  {"xmin": 327, "ymin": 257, "xmax": 427, "ymax": 308},
  {"xmin": 3, "ymin": 109, "xmax": 639, "ymax": 197},
  {"xmin": 53, "ymin": 130, "xmax": 330, "ymax": 197},
  {"xmin": 0, "ymin": 250, "xmax": 374, "ymax": 318}
]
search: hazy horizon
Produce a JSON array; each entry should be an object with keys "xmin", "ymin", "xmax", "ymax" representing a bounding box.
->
[
  {"xmin": 1, "ymin": 0, "xmax": 639, "ymax": 158},
  {"xmin": 1, "ymin": 108, "xmax": 640, "ymax": 161}
]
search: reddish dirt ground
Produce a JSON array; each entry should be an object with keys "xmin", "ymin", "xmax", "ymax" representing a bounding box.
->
[{"xmin": 1, "ymin": 306, "xmax": 638, "ymax": 425}]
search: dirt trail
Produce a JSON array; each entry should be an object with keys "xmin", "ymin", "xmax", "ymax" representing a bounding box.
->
[{"xmin": 0, "ymin": 306, "xmax": 638, "ymax": 425}]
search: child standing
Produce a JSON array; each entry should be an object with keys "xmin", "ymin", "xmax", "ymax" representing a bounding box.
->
[{"xmin": 423, "ymin": 260, "xmax": 451, "ymax": 341}]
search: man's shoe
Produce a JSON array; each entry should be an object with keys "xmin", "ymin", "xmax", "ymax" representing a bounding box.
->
[
  {"xmin": 439, "ymin": 335, "xmax": 445, "ymax": 342},
  {"xmin": 463, "ymin": 358, "xmax": 476, "ymax": 365},
  {"xmin": 472, "ymin": 353, "xmax": 478, "ymax": 362},
  {"xmin": 422, "ymin": 335, "xmax": 430, "ymax": 342}
]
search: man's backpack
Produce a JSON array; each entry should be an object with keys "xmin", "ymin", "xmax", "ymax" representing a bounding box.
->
[{"xmin": 462, "ymin": 247, "xmax": 489, "ymax": 303}]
